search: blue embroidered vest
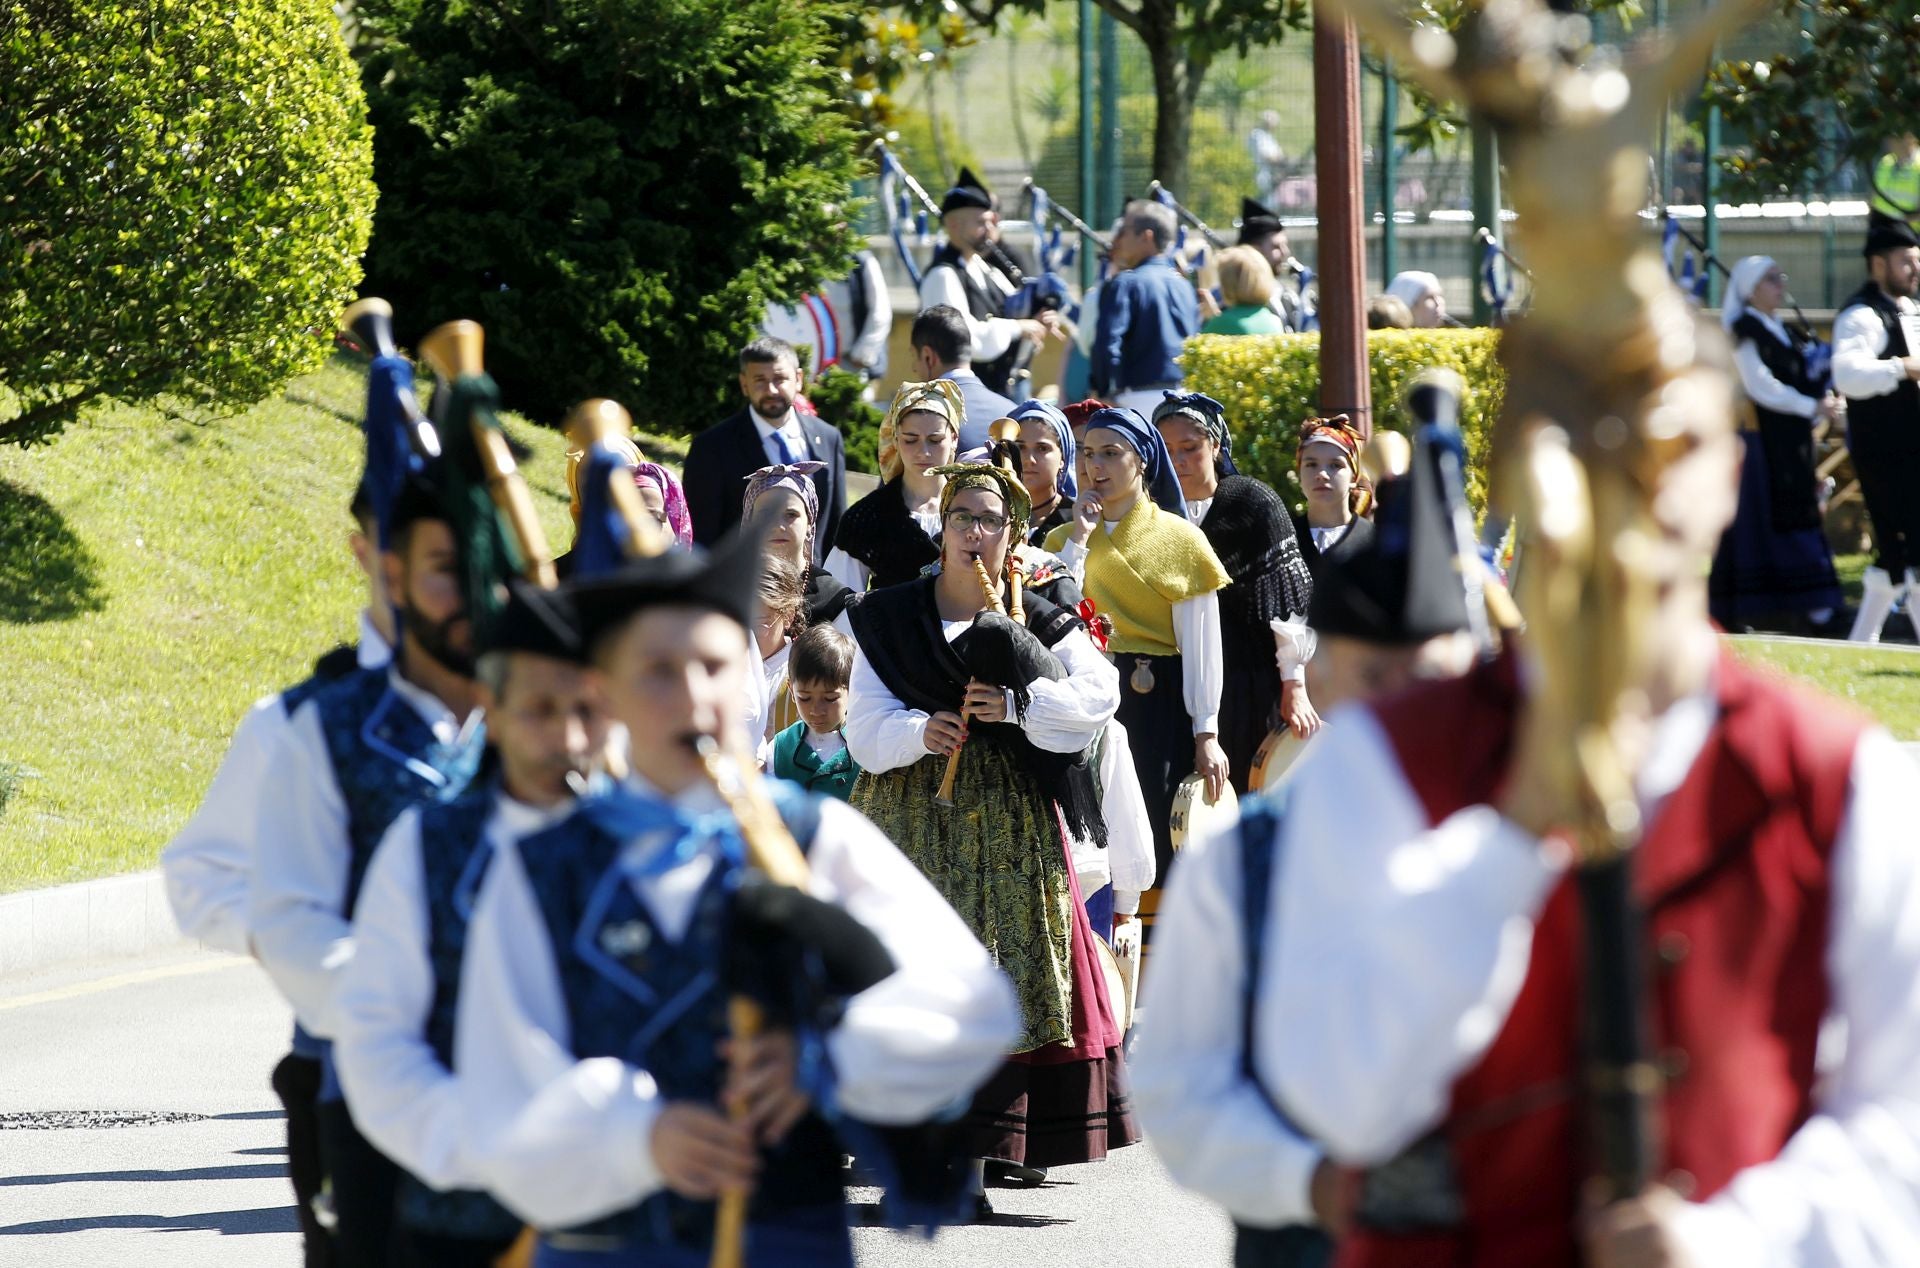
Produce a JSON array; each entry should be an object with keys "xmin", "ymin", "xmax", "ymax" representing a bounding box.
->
[
  {"xmin": 516, "ymin": 791, "xmax": 844, "ymax": 1252},
  {"xmin": 394, "ymin": 785, "xmax": 521, "ymax": 1243}
]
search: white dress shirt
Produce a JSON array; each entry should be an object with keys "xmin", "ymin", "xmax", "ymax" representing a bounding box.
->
[
  {"xmin": 1087, "ymin": 720, "xmax": 1156, "ymax": 913},
  {"xmin": 334, "ymin": 793, "xmax": 571, "ymax": 1191},
  {"xmin": 1309, "ymin": 521, "xmax": 1352, "ymax": 555},
  {"xmin": 919, "ymin": 251, "xmax": 1022, "ymax": 365},
  {"xmin": 249, "ymin": 665, "xmax": 477, "ymax": 1039},
  {"xmin": 1055, "ymin": 523, "xmax": 1226, "ymax": 735},
  {"xmin": 1249, "ymin": 697, "xmax": 1920, "ymax": 1267},
  {"xmin": 163, "ymin": 615, "xmax": 390, "ymax": 956},
  {"xmin": 1732, "ymin": 312, "xmax": 1820, "ymax": 419},
  {"xmin": 1833, "ymin": 294, "xmax": 1917, "ymax": 400},
  {"xmin": 453, "ymin": 779, "xmax": 1020, "ymax": 1229},
  {"xmin": 751, "ymin": 410, "xmax": 810, "ymax": 468}
]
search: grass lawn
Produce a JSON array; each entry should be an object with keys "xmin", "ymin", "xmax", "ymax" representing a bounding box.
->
[
  {"xmin": 0, "ymin": 357, "xmax": 684, "ymax": 893},
  {"xmin": 1729, "ymin": 637, "xmax": 1920, "ymax": 739}
]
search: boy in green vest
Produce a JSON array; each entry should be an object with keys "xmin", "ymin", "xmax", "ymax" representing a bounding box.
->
[{"xmin": 770, "ymin": 625, "xmax": 860, "ymax": 800}]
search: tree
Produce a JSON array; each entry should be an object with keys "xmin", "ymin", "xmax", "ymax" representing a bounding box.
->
[
  {"xmin": 1704, "ymin": 0, "xmax": 1920, "ymax": 204},
  {"xmin": 0, "ymin": 0, "xmax": 375, "ymax": 448},
  {"xmin": 915, "ymin": 0, "xmax": 1309, "ymax": 199},
  {"xmin": 354, "ymin": 0, "xmax": 864, "ymax": 429}
]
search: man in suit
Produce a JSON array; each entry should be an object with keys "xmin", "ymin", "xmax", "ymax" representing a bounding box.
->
[
  {"xmin": 683, "ymin": 337, "xmax": 846, "ymax": 559},
  {"xmin": 907, "ymin": 305, "xmax": 1016, "ymax": 451}
]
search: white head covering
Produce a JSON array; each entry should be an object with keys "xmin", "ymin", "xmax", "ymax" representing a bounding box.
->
[
  {"xmin": 1385, "ymin": 270, "xmax": 1442, "ymax": 310},
  {"xmin": 1722, "ymin": 255, "xmax": 1777, "ymax": 334}
]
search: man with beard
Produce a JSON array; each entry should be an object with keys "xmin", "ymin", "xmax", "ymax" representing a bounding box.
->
[
  {"xmin": 682, "ymin": 337, "xmax": 846, "ymax": 559},
  {"xmin": 1834, "ymin": 220, "xmax": 1920, "ymax": 641},
  {"xmin": 334, "ymin": 580, "xmax": 612, "ymax": 1267},
  {"xmin": 252, "ymin": 475, "xmax": 489, "ymax": 1267}
]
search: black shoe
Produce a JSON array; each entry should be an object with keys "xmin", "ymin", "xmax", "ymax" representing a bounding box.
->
[
  {"xmin": 972, "ymin": 1192, "xmax": 995, "ymax": 1224},
  {"xmin": 984, "ymin": 1160, "xmax": 1048, "ymax": 1188}
]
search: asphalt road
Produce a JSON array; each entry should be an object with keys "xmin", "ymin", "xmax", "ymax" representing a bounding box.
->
[{"xmin": 0, "ymin": 947, "xmax": 1232, "ymax": 1267}]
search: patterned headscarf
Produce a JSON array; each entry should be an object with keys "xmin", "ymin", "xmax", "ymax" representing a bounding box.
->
[
  {"xmin": 933, "ymin": 461, "xmax": 1032, "ymax": 541},
  {"xmin": 1007, "ymin": 399, "xmax": 1077, "ymax": 500},
  {"xmin": 741, "ymin": 461, "xmax": 825, "ymax": 528},
  {"xmin": 1083, "ymin": 406, "xmax": 1188, "ymax": 517},
  {"xmin": 564, "ymin": 432, "xmax": 646, "ymax": 524},
  {"xmin": 1151, "ymin": 390, "xmax": 1238, "ymax": 476},
  {"xmin": 878, "ymin": 379, "xmax": 966, "ymax": 481},
  {"xmin": 1296, "ymin": 415, "xmax": 1374, "ymax": 517},
  {"xmin": 633, "ymin": 462, "xmax": 693, "ymax": 548}
]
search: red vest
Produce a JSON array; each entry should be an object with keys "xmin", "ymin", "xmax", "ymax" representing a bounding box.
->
[{"xmin": 1337, "ymin": 652, "xmax": 1865, "ymax": 1268}]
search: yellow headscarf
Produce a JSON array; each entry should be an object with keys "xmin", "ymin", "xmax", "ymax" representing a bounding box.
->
[{"xmin": 877, "ymin": 379, "xmax": 966, "ymax": 482}]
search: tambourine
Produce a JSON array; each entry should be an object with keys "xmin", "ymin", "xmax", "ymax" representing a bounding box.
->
[
  {"xmin": 1169, "ymin": 773, "xmax": 1240, "ymax": 853},
  {"xmin": 1094, "ymin": 934, "xmax": 1135, "ymax": 1034},
  {"xmin": 1248, "ymin": 726, "xmax": 1312, "ymax": 794}
]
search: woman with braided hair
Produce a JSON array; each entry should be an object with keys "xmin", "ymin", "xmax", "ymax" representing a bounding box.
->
[
  {"xmin": 1153, "ymin": 392, "xmax": 1317, "ymax": 788},
  {"xmin": 825, "ymin": 380, "xmax": 964, "ymax": 592},
  {"xmin": 844, "ymin": 461, "xmax": 1135, "ymax": 1211}
]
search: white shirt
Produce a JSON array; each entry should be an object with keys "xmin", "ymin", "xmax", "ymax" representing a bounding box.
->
[
  {"xmin": 1184, "ymin": 497, "xmax": 1214, "ymax": 525},
  {"xmin": 1094, "ymin": 721, "xmax": 1157, "ymax": 913},
  {"xmin": 454, "ymin": 778, "xmax": 1020, "ymax": 1229},
  {"xmin": 163, "ymin": 615, "xmax": 390, "ymax": 956},
  {"xmin": 249, "ymin": 664, "xmax": 477, "ymax": 1039},
  {"xmin": 751, "ymin": 409, "xmax": 810, "ymax": 468},
  {"xmin": 1833, "ymin": 295, "xmax": 1917, "ymax": 400},
  {"xmin": 919, "ymin": 251, "xmax": 1023, "ymax": 365},
  {"xmin": 1055, "ymin": 522, "xmax": 1226, "ymax": 735},
  {"xmin": 333, "ymin": 793, "xmax": 571, "ymax": 1191},
  {"xmin": 1254, "ymin": 699, "xmax": 1920, "ymax": 1266},
  {"xmin": 1310, "ymin": 522, "xmax": 1352, "ymax": 555}
]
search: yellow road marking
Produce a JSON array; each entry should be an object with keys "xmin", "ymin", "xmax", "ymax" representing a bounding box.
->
[{"xmin": 0, "ymin": 956, "xmax": 253, "ymax": 1013}]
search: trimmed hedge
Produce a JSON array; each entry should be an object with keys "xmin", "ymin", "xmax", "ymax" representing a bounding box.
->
[{"xmin": 1180, "ymin": 329, "xmax": 1507, "ymax": 511}]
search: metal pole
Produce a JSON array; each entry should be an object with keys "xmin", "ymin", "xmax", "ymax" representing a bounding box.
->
[
  {"xmin": 1469, "ymin": 123, "xmax": 1500, "ymax": 326},
  {"xmin": 1379, "ymin": 56, "xmax": 1399, "ymax": 287},
  {"xmin": 1314, "ymin": 8, "xmax": 1371, "ymax": 435},
  {"xmin": 1098, "ymin": 10, "xmax": 1122, "ymax": 225},
  {"xmin": 1079, "ymin": 0, "xmax": 1096, "ymax": 291},
  {"xmin": 1703, "ymin": 100, "xmax": 1721, "ymax": 308}
]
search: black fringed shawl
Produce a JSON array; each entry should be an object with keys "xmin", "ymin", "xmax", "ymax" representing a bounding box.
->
[
  {"xmin": 834, "ymin": 479, "xmax": 942, "ymax": 590},
  {"xmin": 848, "ymin": 575, "xmax": 1108, "ymax": 848}
]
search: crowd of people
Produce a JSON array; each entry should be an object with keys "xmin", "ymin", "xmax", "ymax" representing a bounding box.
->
[{"xmin": 151, "ymin": 170, "xmax": 1920, "ymax": 1268}]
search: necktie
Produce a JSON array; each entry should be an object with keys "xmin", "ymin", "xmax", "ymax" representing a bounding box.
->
[{"xmin": 772, "ymin": 427, "xmax": 802, "ymax": 466}]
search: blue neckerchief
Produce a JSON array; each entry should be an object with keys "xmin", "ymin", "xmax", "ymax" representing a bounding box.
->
[{"xmin": 577, "ymin": 781, "xmax": 747, "ymax": 878}]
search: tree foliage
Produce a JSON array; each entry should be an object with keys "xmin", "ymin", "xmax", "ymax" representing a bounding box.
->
[
  {"xmin": 354, "ymin": 0, "xmax": 864, "ymax": 430},
  {"xmin": 1704, "ymin": 0, "xmax": 1920, "ymax": 202},
  {"xmin": 0, "ymin": 0, "xmax": 376, "ymax": 447}
]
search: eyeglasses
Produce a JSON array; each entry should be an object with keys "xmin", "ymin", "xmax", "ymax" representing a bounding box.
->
[
  {"xmin": 945, "ymin": 510, "xmax": 1009, "ymax": 534},
  {"xmin": 1761, "ymin": 272, "xmax": 1786, "ymax": 284}
]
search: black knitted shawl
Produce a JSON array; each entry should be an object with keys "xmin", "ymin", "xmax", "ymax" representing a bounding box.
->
[
  {"xmin": 834, "ymin": 478, "xmax": 941, "ymax": 590},
  {"xmin": 1202, "ymin": 475, "xmax": 1313, "ymax": 627}
]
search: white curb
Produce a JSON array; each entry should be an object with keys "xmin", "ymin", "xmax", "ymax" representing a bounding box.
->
[{"xmin": 0, "ymin": 869, "xmax": 190, "ymax": 979}]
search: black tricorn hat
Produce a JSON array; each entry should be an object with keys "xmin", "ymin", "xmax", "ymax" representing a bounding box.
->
[
  {"xmin": 1238, "ymin": 196, "xmax": 1283, "ymax": 240},
  {"xmin": 567, "ymin": 516, "xmax": 772, "ymax": 658},
  {"xmin": 483, "ymin": 579, "xmax": 584, "ymax": 663},
  {"xmin": 1864, "ymin": 218, "xmax": 1920, "ymax": 257},
  {"xmin": 942, "ymin": 166, "xmax": 995, "ymax": 214}
]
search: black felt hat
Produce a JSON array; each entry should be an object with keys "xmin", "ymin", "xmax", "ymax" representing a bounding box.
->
[
  {"xmin": 1864, "ymin": 219, "xmax": 1920, "ymax": 257},
  {"xmin": 385, "ymin": 467, "xmax": 454, "ymax": 538},
  {"xmin": 483, "ymin": 579, "xmax": 584, "ymax": 663},
  {"xmin": 1307, "ymin": 436, "xmax": 1470, "ymax": 647},
  {"xmin": 941, "ymin": 166, "xmax": 994, "ymax": 214},
  {"xmin": 567, "ymin": 517, "xmax": 772, "ymax": 657},
  {"xmin": 1238, "ymin": 196, "xmax": 1283, "ymax": 240}
]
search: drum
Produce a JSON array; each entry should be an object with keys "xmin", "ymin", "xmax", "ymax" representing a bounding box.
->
[
  {"xmin": 1094, "ymin": 934, "xmax": 1135, "ymax": 1034},
  {"xmin": 1169, "ymin": 772, "xmax": 1240, "ymax": 853},
  {"xmin": 1248, "ymin": 726, "xmax": 1311, "ymax": 794}
]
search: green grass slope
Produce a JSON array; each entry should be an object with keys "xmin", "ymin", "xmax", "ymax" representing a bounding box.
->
[
  {"xmin": 0, "ymin": 358, "xmax": 581, "ymax": 892},
  {"xmin": 1731, "ymin": 637, "xmax": 1920, "ymax": 738}
]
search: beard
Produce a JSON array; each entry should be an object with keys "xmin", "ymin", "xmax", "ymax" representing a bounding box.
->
[
  {"xmin": 404, "ymin": 601, "xmax": 474, "ymax": 677},
  {"xmin": 750, "ymin": 393, "xmax": 791, "ymax": 421}
]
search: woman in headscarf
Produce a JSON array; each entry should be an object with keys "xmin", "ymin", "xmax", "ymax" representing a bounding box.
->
[
  {"xmin": 826, "ymin": 380, "xmax": 964, "ymax": 592},
  {"xmin": 1008, "ymin": 398, "xmax": 1079, "ymax": 545},
  {"xmin": 1710, "ymin": 255, "xmax": 1845, "ymax": 632},
  {"xmin": 1384, "ymin": 270, "xmax": 1449, "ymax": 328},
  {"xmin": 1290, "ymin": 415, "xmax": 1376, "ymax": 575},
  {"xmin": 1153, "ymin": 392, "xmax": 1316, "ymax": 787},
  {"xmin": 1044, "ymin": 407, "xmax": 1231, "ymax": 892},
  {"xmin": 845, "ymin": 461, "xmax": 1134, "ymax": 1209},
  {"xmin": 742, "ymin": 461, "xmax": 854, "ymax": 628},
  {"xmin": 556, "ymin": 445, "xmax": 692, "ymax": 576}
]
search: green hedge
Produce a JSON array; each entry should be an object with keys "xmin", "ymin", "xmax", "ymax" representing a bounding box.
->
[{"xmin": 1180, "ymin": 329, "xmax": 1507, "ymax": 511}]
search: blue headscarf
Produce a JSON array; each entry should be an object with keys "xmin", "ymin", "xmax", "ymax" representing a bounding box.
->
[
  {"xmin": 1007, "ymin": 399, "xmax": 1077, "ymax": 500},
  {"xmin": 1151, "ymin": 390, "xmax": 1238, "ymax": 476},
  {"xmin": 1083, "ymin": 407, "xmax": 1187, "ymax": 517}
]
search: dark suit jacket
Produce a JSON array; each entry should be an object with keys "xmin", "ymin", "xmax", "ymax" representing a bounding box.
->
[{"xmin": 682, "ymin": 408, "xmax": 846, "ymax": 560}]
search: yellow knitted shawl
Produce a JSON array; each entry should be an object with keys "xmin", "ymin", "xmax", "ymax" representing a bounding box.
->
[{"xmin": 1046, "ymin": 496, "xmax": 1229, "ymax": 655}]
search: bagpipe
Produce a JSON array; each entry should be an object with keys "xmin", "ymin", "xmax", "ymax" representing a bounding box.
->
[
  {"xmin": 1476, "ymin": 226, "xmax": 1534, "ymax": 326},
  {"xmin": 1659, "ymin": 209, "xmax": 1834, "ymax": 387}
]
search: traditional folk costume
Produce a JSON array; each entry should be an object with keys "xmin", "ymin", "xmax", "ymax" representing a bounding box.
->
[
  {"xmin": 826, "ymin": 380, "xmax": 965, "ymax": 593},
  {"xmin": 742, "ymin": 462, "xmax": 852, "ymax": 631},
  {"xmin": 163, "ymin": 609, "xmax": 388, "ymax": 1268},
  {"xmin": 1288, "ymin": 415, "xmax": 1377, "ymax": 579},
  {"xmin": 918, "ymin": 168, "xmax": 1028, "ymax": 398},
  {"xmin": 454, "ymin": 528, "xmax": 1019, "ymax": 1266},
  {"xmin": 1046, "ymin": 408, "xmax": 1230, "ymax": 887},
  {"xmin": 1833, "ymin": 221, "xmax": 1920, "ymax": 641},
  {"xmin": 847, "ymin": 464, "xmax": 1138, "ymax": 1172},
  {"xmin": 1008, "ymin": 398, "xmax": 1080, "ymax": 548},
  {"xmin": 333, "ymin": 582, "xmax": 592, "ymax": 1267},
  {"xmin": 1153, "ymin": 393, "xmax": 1313, "ymax": 793},
  {"xmin": 249, "ymin": 552, "xmax": 489, "ymax": 1264},
  {"xmin": 769, "ymin": 721, "xmax": 858, "ymax": 801},
  {"xmin": 1710, "ymin": 256, "xmax": 1843, "ymax": 631},
  {"xmin": 1136, "ymin": 449, "xmax": 1476, "ymax": 1268}
]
